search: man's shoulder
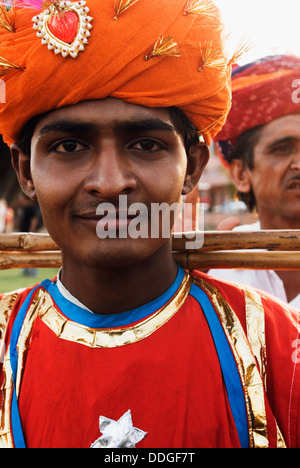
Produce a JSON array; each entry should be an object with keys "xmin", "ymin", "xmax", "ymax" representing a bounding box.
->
[
  {"xmin": 189, "ymin": 269, "xmax": 299, "ymax": 394},
  {"xmin": 190, "ymin": 268, "xmax": 251, "ymax": 308},
  {"xmin": 189, "ymin": 268, "xmax": 298, "ymax": 327},
  {"xmin": 0, "ymin": 283, "xmax": 39, "ymax": 305},
  {"xmin": 0, "ymin": 283, "xmax": 43, "ymax": 341},
  {"xmin": 0, "ymin": 286, "xmax": 29, "ymax": 315}
]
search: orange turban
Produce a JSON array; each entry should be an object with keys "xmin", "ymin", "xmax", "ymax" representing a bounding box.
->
[{"xmin": 0, "ymin": 0, "xmax": 231, "ymax": 147}]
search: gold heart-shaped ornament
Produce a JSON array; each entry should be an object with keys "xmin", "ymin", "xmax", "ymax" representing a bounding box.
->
[{"xmin": 32, "ymin": 1, "xmax": 93, "ymax": 58}]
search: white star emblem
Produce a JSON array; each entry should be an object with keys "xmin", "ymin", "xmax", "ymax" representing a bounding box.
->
[{"xmin": 90, "ymin": 410, "xmax": 147, "ymax": 448}]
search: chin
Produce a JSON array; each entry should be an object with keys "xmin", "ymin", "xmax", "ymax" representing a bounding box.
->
[
  {"xmin": 87, "ymin": 251, "xmax": 138, "ymax": 269},
  {"xmin": 79, "ymin": 238, "xmax": 164, "ymax": 270}
]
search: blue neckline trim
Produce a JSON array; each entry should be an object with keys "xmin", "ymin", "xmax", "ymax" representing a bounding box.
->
[{"xmin": 42, "ymin": 266, "xmax": 185, "ymax": 328}]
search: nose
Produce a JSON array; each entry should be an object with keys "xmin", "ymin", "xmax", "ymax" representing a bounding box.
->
[{"xmin": 84, "ymin": 141, "xmax": 137, "ymax": 199}]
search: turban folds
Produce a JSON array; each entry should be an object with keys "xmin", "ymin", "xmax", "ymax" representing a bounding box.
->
[
  {"xmin": 0, "ymin": 0, "xmax": 231, "ymax": 147},
  {"xmin": 214, "ymin": 55, "xmax": 300, "ymax": 164}
]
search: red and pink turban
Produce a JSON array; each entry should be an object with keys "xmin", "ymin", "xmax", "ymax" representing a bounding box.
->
[{"xmin": 214, "ymin": 55, "xmax": 300, "ymax": 165}]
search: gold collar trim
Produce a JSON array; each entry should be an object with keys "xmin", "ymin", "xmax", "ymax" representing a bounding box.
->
[{"xmin": 39, "ymin": 272, "xmax": 192, "ymax": 348}]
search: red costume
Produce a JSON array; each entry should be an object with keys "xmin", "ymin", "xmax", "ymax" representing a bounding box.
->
[{"xmin": 1, "ymin": 267, "xmax": 299, "ymax": 448}]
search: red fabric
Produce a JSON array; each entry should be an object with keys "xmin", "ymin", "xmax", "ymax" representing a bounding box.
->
[
  {"xmin": 2, "ymin": 271, "xmax": 300, "ymax": 447},
  {"xmin": 18, "ymin": 294, "xmax": 240, "ymax": 448},
  {"xmin": 214, "ymin": 55, "xmax": 300, "ymax": 162},
  {"xmin": 203, "ymin": 270, "xmax": 300, "ymax": 448}
]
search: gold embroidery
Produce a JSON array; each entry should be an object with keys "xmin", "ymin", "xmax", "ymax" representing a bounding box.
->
[
  {"xmin": 39, "ymin": 273, "xmax": 191, "ymax": 348},
  {"xmin": 0, "ymin": 345, "xmax": 14, "ymax": 448},
  {"xmin": 244, "ymin": 288, "xmax": 267, "ymax": 388},
  {"xmin": 192, "ymin": 275, "xmax": 271, "ymax": 448},
  {"xmin": 0, "ymin": 289, "xmax": 21, "ymax": 342},
  {"xmin": 243, "ymin": 287, "xmax": 285, "ymax": 448}
]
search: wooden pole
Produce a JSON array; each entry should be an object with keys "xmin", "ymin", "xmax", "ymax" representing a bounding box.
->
[
  {"xmin": 0, "ymin": 251, "xmax": 62, "ymax": 270},
  {"xmin": 0, "ymin": 231, "xmax": 300, "ymax": 270},
  {"xmin": 1, "ymin": 230, "xmax": 300, "ymax": 252},
  {"xmin": 1, "ymin": 250, "xmax": 300, "ymax": 270},
  {"xmin": 173, "ymin": 251, "xmax": 300, "ymax": 271},
  {"xmin": 172, "ymin": 230, "xmax": 300, "ymax": 252},
  {"xmin": 0, "ymin": 232, "xmax": 58, "ymax": 251}
]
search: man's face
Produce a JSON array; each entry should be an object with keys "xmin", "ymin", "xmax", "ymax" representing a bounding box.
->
[
  {"xmin": 235, "ymin": 114, "xmax": 300, "ymax": 228},
  {"xmin": 18, "ymin": 98, "xmax": 205, "ymax": 269}
]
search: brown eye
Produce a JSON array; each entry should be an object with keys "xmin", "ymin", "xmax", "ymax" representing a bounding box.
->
[
  {"xmin": 139, "ymin": 139, "xmax": 156, "ymax": 151},
  {"xmin": 270, "ymin": 141, "xmax": 296, "ymax": 156},
  {"xmin": 55, "ymin": 140, "xmax": 86, "ymax": 153},
  {"xmin": 132, "ymin": 139, "xmax": 164, "ymax": 151}
]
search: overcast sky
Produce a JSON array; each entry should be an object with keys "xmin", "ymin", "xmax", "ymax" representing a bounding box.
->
[{"xmin": 214, "ymin": 0, "xmax": 300, "ymax": 64}]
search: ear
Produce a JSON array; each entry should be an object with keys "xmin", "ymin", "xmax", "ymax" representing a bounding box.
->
[
  {"xmin": 182, "ymin": 143, "xmax": 209, "ymax": 195},
  {"xmin": 10, "ymin": 143, "xmax": 37, "ymax": 200},
  {"xmin": 228, "ymin": 159, "xmax": 252, "ymax": 194}
]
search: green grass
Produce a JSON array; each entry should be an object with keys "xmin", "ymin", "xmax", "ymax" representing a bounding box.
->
[{"xmin": 0, "ymin": 268, "xmax": 60, "ymax": 293}]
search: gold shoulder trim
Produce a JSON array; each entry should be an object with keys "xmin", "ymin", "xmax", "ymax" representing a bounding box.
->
[
  {"xmin": 39, "ymin": 273, "xmax": 192, "ymax": 349},
  {"xmin": 0, "ymin": 289, "xmax": 22, "ymax": 343},
  {"xmin": 243, "ymin": 288, "xmax": 267, "ymax": 388},
  {"xmin": 243, "ymin": 287, "xmax": 285, "ymax": 448},
  {"xmin": 0, "ymin": 344, "xmax": 14, "ymax": 448},
  {"xmin": 191, "ymin": 275, "xmax": 279, "ymax": 448}
]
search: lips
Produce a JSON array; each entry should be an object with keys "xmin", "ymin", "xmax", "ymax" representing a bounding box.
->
[
  {"xmin": 77, "ymin": 211, "xmax": 137, "ymax": 221},
  {"xmin": 286, "ymin": 177, "xmax": 300, "ymax": 190},
  {"xmin": 74, "ymin": 211, "xmax": 142, "ymax": 236}
]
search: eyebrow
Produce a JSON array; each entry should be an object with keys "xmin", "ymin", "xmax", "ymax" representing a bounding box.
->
[
  {"xmin": 114, "ymin": 118, "xmax": 175, "ymax": 134},
  {"xmin": 37, "ymin": 118, "xmax": 176, "ymax": 137},
  {"xmin": 37, "ymin": 121, "xmax": 98, "ymax": 136},
  {"xmin": 266, "ymin": 136, "xmax": 299, "ymax": 150}
]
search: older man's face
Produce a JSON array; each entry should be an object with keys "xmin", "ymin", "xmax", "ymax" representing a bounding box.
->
[{"xmin": 244, "ymin": 114, "xmax": 300, "ymax": 228}]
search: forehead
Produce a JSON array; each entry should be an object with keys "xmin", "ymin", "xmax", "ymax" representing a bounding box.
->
[
  {"xmin": 33, "ymin": 98, "xmax": 175, "ymax": 136},
  {"xmin": 256, "ymin": 114, "xmax": 300, "ymax": 147}
]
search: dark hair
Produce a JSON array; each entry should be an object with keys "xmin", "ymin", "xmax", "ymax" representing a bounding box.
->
[
  {"xmin": 17, "ymin": 106, "xmax": 200, "ymax": 157},
  {"xmin": 168, "ymin": 107, "xmax": 200, "ymax": 155},
  {"xmin": 17, "ymin": 111, "xmax": 49, "ymax": 156},
  {"xmin": 227, "ymin": 125, "xmax": 263, "ymax": 212}
]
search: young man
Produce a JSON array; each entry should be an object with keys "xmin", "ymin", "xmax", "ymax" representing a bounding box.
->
[
  {"xmin": 211, "ymin": 55, "xmax": 300, "ymax": 308},
  {"xmin": 0, "ymin": 1, "xmax": 299, "ymax": 449}
]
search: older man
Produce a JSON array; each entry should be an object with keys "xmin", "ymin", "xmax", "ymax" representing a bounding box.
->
[{"xmin": 210, "ymin": 55, "xmax": 300, "ymax": 308}]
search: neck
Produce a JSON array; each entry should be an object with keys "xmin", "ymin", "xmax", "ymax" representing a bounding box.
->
[
  {"xmin": 60, "ymin": 244, "xmax": 179, "ymax": 315},
  {"xmin": 258, "ymin": 212, "xmax": 300, "ymax": 231},
  {"xmin": 275, "ymin": 269, "xmax": 300, "ymax": 303}
]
